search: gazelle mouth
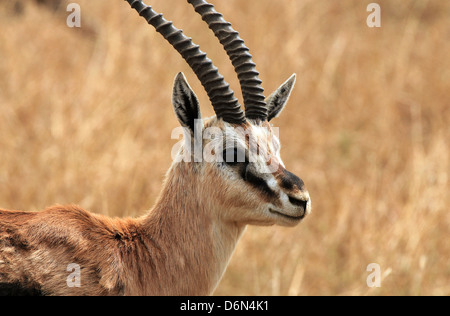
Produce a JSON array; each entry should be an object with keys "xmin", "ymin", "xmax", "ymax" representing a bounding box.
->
[{"xmin": 269, "ymin": 208, "xmax": 305, "ymax": 221}]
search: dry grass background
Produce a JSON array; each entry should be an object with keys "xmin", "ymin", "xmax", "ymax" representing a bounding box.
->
[{"xmin": 0, "ymin": 0, "xmax": 448, "ymax": 295}]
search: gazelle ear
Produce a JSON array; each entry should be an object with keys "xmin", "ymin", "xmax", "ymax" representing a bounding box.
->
[
  {"xmin": 266, "ymin": 74, "xmax": 296, "ymax": 121},
  {"xmin": 172, "ymin": 72, "xmax": 201, "ymax": 133}
]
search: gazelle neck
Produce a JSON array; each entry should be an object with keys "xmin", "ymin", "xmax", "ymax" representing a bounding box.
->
[{"xmin": 139, "ymin": 162, "xmax": 246, "ymax": 295}]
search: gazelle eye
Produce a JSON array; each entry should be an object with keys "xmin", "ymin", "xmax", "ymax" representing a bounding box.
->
[{"xmin": 222, "ymin": 148, "xmax": 247, "ymax": 166}]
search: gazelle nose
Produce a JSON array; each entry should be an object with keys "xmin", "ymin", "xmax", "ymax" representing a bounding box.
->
[
  {"xmin": 287, "ymin": 189, "xmax": 311, "ymax": 217},
  {"xmin": 288, "ymin": 195, "xmax": 308, "ymax": 211}
]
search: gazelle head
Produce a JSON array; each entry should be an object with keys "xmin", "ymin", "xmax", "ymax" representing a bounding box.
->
[
  {"xmin": 128, "ymin": 0, "xmax": 311, "ymax": 227},
  {"xmin": 172, "ymin": 73, "xmax": 310, "ymax": 226}
]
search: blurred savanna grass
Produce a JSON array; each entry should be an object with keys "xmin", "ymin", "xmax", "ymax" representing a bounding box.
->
[{"xmin": 0, "ymin": 0, "xmax": 448, "ymax": 295}]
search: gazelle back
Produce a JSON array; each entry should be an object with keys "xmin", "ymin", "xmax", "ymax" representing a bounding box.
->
[{"xmin": 0, "ymin": 0, "xmax": 310, "ymax": 296}]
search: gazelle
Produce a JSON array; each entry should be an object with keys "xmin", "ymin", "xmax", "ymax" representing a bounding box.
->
[{"xmin": 0, "ymin": 0, "xmax": 311, "ymax": 296}]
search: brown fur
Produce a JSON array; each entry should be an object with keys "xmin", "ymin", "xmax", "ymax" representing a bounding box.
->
[{"xmin": 0, "ymin": 160, "xmax": 246, "ymax": 296}]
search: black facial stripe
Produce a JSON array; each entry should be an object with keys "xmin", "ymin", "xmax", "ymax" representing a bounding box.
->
[
  {"xmin": 244, "ymin": 168, "xmax": 278, "ymax": 199},
  {"xmin": 280, "ymin": 169, "xmax": 305, "ymax": 191}
]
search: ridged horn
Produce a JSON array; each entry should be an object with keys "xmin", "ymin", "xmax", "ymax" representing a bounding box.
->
[
  {"xmin": 125, "ymin": 0, "xmax": 246, "ymax": 124},
  {"xmin": 187, "ymin": 0, "xmax": 267, "ymax": 121}
]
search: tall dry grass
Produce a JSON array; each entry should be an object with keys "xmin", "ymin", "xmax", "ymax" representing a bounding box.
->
[{"xmin": 0, "ymin": 0, "xmax": 448, "ymax": 295}]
